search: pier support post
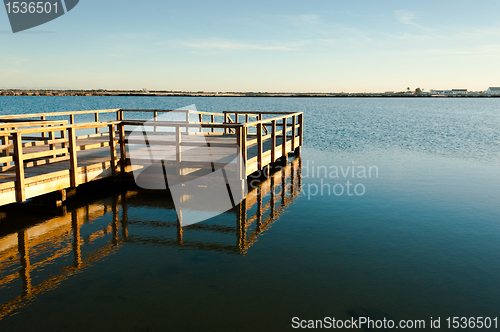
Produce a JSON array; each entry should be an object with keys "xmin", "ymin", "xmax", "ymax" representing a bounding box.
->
[
  {"xmin": 55, "ymin": 189, "xmax": 67, "ymax": 207},
  {"xmin": 261, "ymin": 165, "xmax": 270, "ymax": 179}
]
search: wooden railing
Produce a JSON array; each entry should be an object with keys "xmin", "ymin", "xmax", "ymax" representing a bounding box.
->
[
  {"xmin": 0, "ymin": 120, "xmax": 69, "ymax": 170},
  {"xmin": 6, "ymin": 121, "xmax": 121, "ymax": 203},
  {"xmin": 236, "ymin": 111, "xmax": 303, "ymax": 175},
  {"xmin": 122, "ymin": 110, "xmax": 303, "ymax": 179},
  {"xmin": 222, "ymin": 111, "xmax": 260, "ymax": 134},
  {"xmin": 0, "ymin": 109, "xmax": 303, "ymax": 204}
]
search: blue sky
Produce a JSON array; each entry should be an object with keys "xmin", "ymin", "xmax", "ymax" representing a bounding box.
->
[{"xmin": 1, "ymin": 0, "xmax": 500, "ymax": 92}]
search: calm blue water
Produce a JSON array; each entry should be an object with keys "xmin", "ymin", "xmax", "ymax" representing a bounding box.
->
[{"xmin": 0, "ymin": 96, "xmax": 499, "ymax": 331}]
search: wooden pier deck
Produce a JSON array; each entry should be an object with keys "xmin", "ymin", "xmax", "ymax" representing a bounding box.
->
[{"xmin": 0, "ymin": 109, "xmax": 303, "ymax": 206}]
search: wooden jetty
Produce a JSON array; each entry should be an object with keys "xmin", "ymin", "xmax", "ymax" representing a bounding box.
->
[
  {"xmin": 0, "ymin": 158, "xmax": 302, "ymax": 318},
  {"xmin": 0, "ymin": 109, "xmax": 303, "ymax": 206}
]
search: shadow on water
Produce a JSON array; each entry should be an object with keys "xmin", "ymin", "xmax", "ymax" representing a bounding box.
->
[{"xmin": 0, "ymin": 156, "xmax": 302, "ymax": 321}]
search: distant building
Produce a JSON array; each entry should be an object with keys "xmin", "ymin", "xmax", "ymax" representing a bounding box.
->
[
  {"xmin": 430, "ymin": 89, "xmax": 450, "ymax": 95},
  {"xmin": 485, "ymin": 87, "xmax": 500, "ymax": 95},
  {"xmin": 431, "ymin": 89, "xmax": 467, "ymax": 96}
]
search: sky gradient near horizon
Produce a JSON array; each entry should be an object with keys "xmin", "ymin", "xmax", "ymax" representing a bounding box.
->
[{"xmin": 1, "ymin": 0, "xmax": 500, "ymax": 92}]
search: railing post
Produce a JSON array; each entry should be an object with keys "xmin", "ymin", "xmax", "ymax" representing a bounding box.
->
[
  {"xmin": 49, "ymin": 125, "xmax": 57, "ymax": 158},
  {"xmin": 211, "ymin": 114, "xmax": 215, "ymax": 133},
  {"xmin": 282, "ymin": 117, "xmax": 287, "ymax": 163},
  {"xmin": 299, "ymin": 113, "xmax": 303, "ymax": 146},
  {"xmin": 199, "ymin": 114, "xmax": 203, "ymax": 132},
  {"xmin": 241, "ymin": 126, "xmax": 247, "ymax": 178},
  {"xmin": 94, "ymin": 113, "xmax": 99, "ymax": 134},
  {"xmin": 236, "ymin": 127, "xmax": 241, "ymax": 180},
  {"xmin": 154, "ymin": 111, "xmax": 158, "ymax": 133},
  {"xmin": 119, "ymin": 123, "xmax": 126, "ymax": 175},
  {"xmin": 291, "ymin": 115, "xmax": 296, "ymax": 151},
  {"xmin": 271, "ymin": 120, "xmax": 276, "ymax": 163},
  {"xmin": 185, "ymin": 111, "xmax": 190, "ymax": 134},
  {"xmin": 13, "ymin": 132, "xmax": 26, "ymax": 202},
  {"xmin": 257, "ymin": 123, "xmax": 263, "ymax": 170},
  {"xmin": 176, "ymin": 125, "xmax": 182, "ymax": 176},
  {"xmin": 70, "ymin": 114, "xmax": 75, "ymax": 125},
  {"xmin": 224, "ymin": 114, "xmax": 228, "ymax": 134},
  {"xmin": 61, "ymin": 127, "xmax": 67, "ymax": 155},
  {"xmin": 68, "ymin": 127, "xmax": 78, "ymax": 187},
  {"xmin": 40, "ymin": 116, "xmax": 46, "ymax": 138},
  {"xmin": 109, "ymin": 124, "xmax": 117, "ymax": 177},
  {"xmin": 1, "ymin": 128, "xmax": 7, "ymax": 167},
  {"xmin": 236, "ymin": 126, "xmax": 247, "ymax": 181},
  {"xmin": 296, "ymin": 113, "xmax": 303, "ymax": 156}
]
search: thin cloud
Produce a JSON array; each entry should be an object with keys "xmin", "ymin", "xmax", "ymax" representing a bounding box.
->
[
  {"xmin": 385, "ymin": 25, "xmax": 500, "ymax": 42},
  {"xmin": 395, "ymin": 10, "xmax": 430, "ymax": 31},
  {"xmin": 396, "ymin": 10, "xmax": 417, "ymax": 25},
  {"xmin": 278, "ymin": 14, "xmax": 322, "ymax": 27},
  {"xmin": 177, "ymin": 40, "xmax": 306, "ymax": 51}
]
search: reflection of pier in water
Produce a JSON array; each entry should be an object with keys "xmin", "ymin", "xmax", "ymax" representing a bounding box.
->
[{"xmin": 0, "ymin": 157, "xmax": 302, "ymax": 320}]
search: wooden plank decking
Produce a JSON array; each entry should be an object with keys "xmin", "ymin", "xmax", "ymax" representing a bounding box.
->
[{"xmin": 0, "ymin": 109, "xmax": 303, "ymax": 207}]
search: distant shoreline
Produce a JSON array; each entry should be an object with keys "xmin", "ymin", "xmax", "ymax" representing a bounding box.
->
[{"xmin": 1, "ymin": 90, "xmax": 499, "ymax": 98}]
